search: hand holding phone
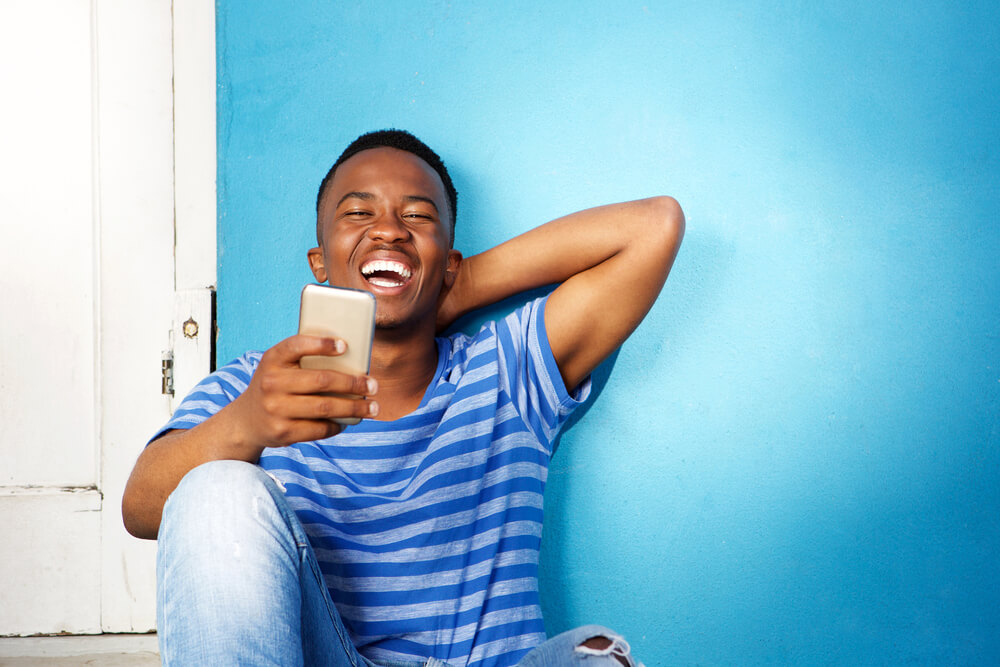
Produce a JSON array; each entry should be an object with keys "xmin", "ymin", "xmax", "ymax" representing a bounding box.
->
[{"xmin": 298, "ymin": 284, "xmax": 376, "ymax": 425}]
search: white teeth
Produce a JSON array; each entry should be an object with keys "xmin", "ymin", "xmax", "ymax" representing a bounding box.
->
[
  {"xmin": 361, "ymin": 259, "xmax": 411, "ymax": 279},
  {"xmin": 368, "ymin": 277, "xmax": 401, "ymax": 287}
]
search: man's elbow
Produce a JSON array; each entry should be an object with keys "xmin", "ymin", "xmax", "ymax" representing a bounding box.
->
[
  {"xmin": 121, "ymin": 492, "xmax": 159, "ymax": 540},
  {"xmin": 640, "ymin": 195, "xmax": 685, "ymax": 257},
  {"xmin": 122, "ymin": 467, "xmax": 164, "ymax": 540}
]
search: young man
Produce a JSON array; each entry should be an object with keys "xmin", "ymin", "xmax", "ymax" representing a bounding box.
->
[{"xmin": 123, "ymin": 130, "xmax": 684, "ymax": 667}]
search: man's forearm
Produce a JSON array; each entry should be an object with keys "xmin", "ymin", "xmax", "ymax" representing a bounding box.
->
[
  {"xmin": 121, "ymin": 407, "xmax": 267, "ymax": 539},
  {"xmin": 443, "ymin": 197, "xmax": 682, "ymax": 317}
]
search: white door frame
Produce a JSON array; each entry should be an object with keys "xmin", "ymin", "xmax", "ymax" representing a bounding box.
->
[
  {"xmin": 169, "ymin": 0, "xmax": 218, "ymax": 409},
  {"xmin": 98, "ymin": 0, "xmax": 217, "ymax": 633}
]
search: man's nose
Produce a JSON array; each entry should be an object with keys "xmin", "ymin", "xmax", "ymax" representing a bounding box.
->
[{"xmin": 366, "ymin": 213, "xmax": 411, "ymax": 242}]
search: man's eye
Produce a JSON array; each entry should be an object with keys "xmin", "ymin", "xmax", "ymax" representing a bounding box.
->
[
  {"xmin": 404, "ymin": 212, "xmax": 433, "ymax": 221},
  {"xmin": 345, "ymin": 210, "xmax": 371, "ymax": 218}
]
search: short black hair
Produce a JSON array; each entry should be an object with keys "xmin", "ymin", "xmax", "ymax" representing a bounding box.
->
[{"xmin": 315, "ymin": 129, "xmax": 458, "ymax": 245}]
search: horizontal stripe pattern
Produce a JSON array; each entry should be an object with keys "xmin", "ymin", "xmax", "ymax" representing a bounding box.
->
[{"xmin": 154, "ymin": 296, "xmax": 590, "ymax": 666}]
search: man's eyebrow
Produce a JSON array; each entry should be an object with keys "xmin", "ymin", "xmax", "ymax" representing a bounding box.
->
[
  {"xmin": 337, "ymin": 191, "xmax": 376, "ymax": 207},
  {"xmin": 403, "ymin": 195, "xmax": 440, "ymax": 213},
  {"xmin": 336, "ymin": 192, "xmax": 440, "ymax": 214}
]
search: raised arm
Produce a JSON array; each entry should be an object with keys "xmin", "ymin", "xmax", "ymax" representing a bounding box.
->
[{"xmin": 439, "ymin": 196, "xmax": 684, "ymax": 390}]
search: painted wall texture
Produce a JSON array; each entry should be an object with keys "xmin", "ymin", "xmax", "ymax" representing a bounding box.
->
[{"xmin": 216, "ymin": 1, "xmax": 999, "ymax": 663}]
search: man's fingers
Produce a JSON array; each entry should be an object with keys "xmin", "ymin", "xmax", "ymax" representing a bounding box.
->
[
  {"xmin": 258, "ymin": 367, "xmax": 376, "ymax": 398},
  {"xmin": 262, "ymin": 416, "xmax": 344, "ymax": 446},
  {"xmin": 267, "ymin": 334, "xmax": 346, "ymax": 365},
  {"xmin": 310, "ymin": 369, "xmax": 378, "ymax": 398},
  {"xmin": 242, "ymin": 394, "xmax": 375, "ymax": 446},
  {"xmin": 279, "ymin": 394, "xmax": 380, "ymax": 421},
  {"xmin": 240, "ymin": 335, "xmax": 379, "ymax": 448}
]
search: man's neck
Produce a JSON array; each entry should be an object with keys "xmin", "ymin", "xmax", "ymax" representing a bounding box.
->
[{"xmin": 368, "ymin": 323, "xmax": 439, "ymax": 421}]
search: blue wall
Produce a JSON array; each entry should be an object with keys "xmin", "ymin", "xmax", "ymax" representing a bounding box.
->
[{"xmin": 216, "ymin": 2, "xmax": 999, "ymax": 663}]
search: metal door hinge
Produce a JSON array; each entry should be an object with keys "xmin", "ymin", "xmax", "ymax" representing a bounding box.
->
[{"xmin": 161, "ymin": 350, "xmax": 174, "ymax": 396}]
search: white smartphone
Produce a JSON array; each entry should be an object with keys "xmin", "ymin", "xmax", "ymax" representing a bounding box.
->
[{"xmin": 298, "ymin": 284, "xmax": 376, "ymax": 425}]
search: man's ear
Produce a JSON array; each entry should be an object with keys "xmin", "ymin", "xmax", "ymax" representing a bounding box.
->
[
  {"xmin": 444, "ymin": 249, "xmax": 462, "ymax": 288},
  {"xmin": 307, "ymin": 247, "xmax": 327, "ymax": 283}
]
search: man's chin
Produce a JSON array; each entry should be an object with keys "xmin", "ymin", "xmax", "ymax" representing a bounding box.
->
[
  {"xmin": 374, "ymin": 304, "xmax": 436, "ymax": 333},
  {"xmin": 374, "ymin": 308, "xmax": 416, "ymax": 331},
  {"xmin": 374, "ymin": 315, "xmax": 404, "ymax": 330}
]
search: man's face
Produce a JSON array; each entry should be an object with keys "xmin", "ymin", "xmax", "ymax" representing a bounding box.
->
[{"xmin": 308, "ymin": 147, "xmax": 460, "ymax": 330}]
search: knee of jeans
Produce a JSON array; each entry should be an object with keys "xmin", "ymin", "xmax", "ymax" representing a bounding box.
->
[
  {"xmin": 164, "ymin": 460, "xmax": 278, "ymax": 530},
  {"xmin": 574, "ymin": 626, "xmax": 640, "ymax": 667}
]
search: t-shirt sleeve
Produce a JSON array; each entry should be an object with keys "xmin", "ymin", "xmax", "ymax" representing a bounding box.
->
[
  {"xmin": 494, "ymin": 295, "xmax": 592, "ymax": 449},
  {"xmin": 148, "ymin": 352, "xmax": 262, "ymax": 443}
]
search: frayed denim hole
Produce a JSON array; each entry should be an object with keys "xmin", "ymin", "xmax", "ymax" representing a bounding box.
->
[{"xmin": 575, "ymin": 634, "xmax": 637, "ymax": 667}]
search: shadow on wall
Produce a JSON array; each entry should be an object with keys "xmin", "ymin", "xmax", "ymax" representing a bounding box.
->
[{"xmin": 555, "ymin": 348, "xmax": 619, "ymax": 452}]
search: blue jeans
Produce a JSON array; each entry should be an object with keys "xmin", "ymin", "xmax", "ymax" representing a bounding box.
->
[{"xmin": 157, "ymin": 461, "xmax": 640, "ymax": 667}]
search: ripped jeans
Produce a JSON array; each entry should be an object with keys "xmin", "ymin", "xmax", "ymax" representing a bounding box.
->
[
  {"xmin": 157, "ymin": 461, "xmax": 641, "ymax": 667},
  {"xmin": 518, "ymin": 627, "xmax": 640, "ymax": 667}
]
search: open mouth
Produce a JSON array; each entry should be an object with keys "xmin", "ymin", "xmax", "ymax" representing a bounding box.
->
[{"xmin": 360, "ymin": 259, "xmax": 412, "ymax": 288}]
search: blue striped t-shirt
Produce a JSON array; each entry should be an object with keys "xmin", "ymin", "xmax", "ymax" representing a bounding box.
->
[{"xmin": 155, "ymin": 296, "xmax": 591, "ymax": 667}]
